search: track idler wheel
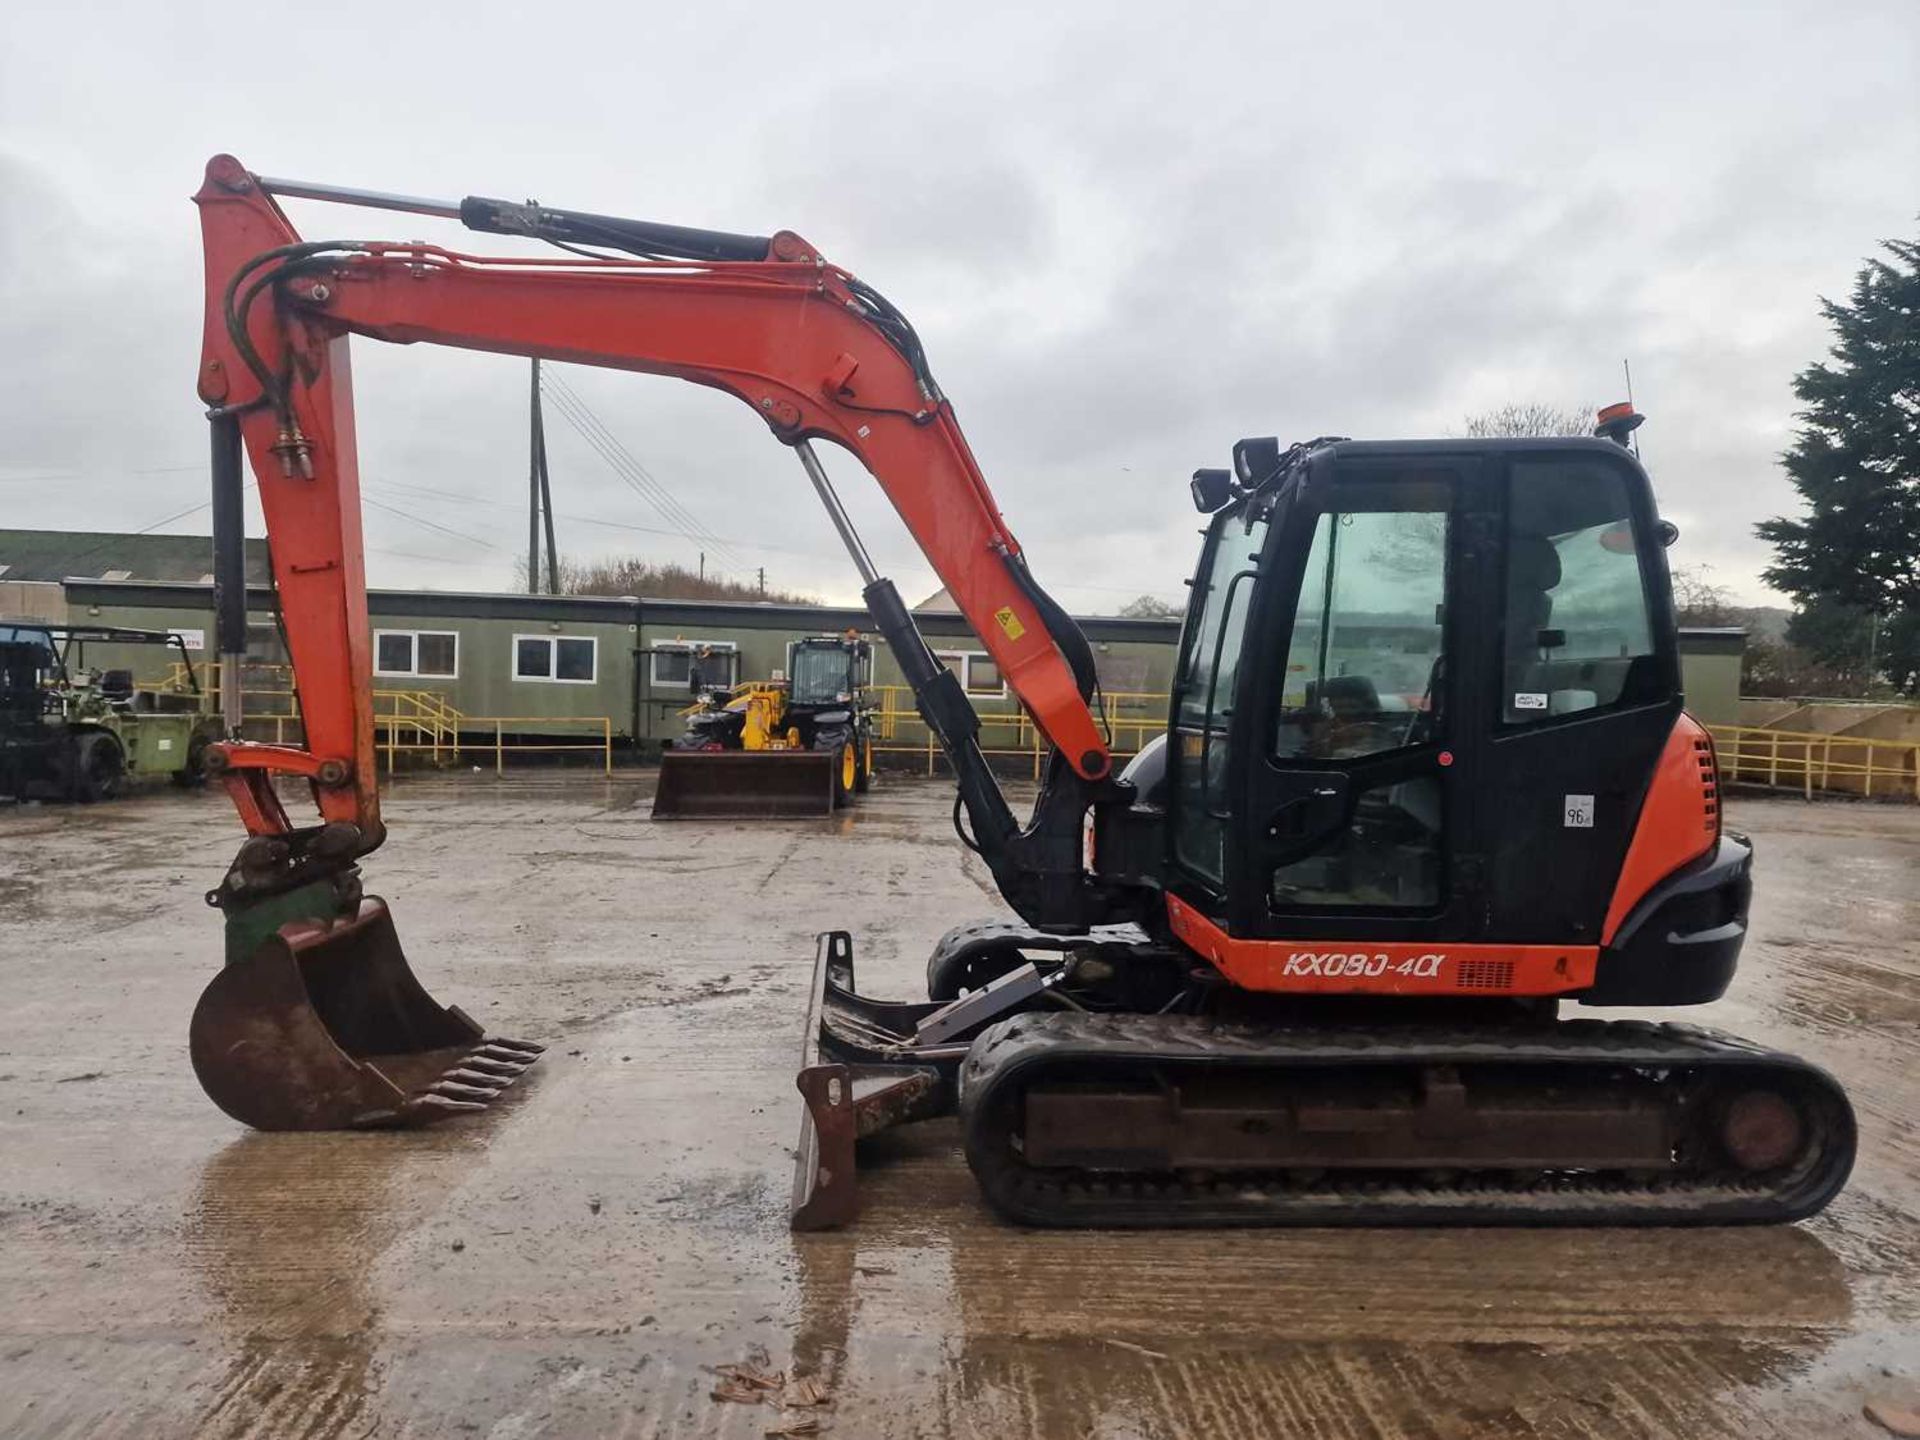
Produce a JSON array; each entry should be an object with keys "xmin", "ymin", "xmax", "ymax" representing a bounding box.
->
[
  {"xmin": 1718, "ymin": 1089, "xmax": 1808, "ymax": 1172},
  {"xmin": 188, "ymin": 895, "xmax": 542, "ymax": 1130}
]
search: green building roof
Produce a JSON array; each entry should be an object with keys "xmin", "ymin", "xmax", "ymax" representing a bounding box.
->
[{"xmin": 0, "ymin": 530, "xmax": 271, "ymax": 585}]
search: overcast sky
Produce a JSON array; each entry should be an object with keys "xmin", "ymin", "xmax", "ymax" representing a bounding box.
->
[{"xmin": 3, "ymin": 1, "xmax": 1915, "ymax": 611}]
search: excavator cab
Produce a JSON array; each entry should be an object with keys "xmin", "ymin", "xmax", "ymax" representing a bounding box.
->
[
  {"xmin": 1166, "ymin": 436, "xmax": 1705, "ymax": 988},
  {"xmin": 796, "ymin": 431, "xmax": 1852, "ymax": 1228}
]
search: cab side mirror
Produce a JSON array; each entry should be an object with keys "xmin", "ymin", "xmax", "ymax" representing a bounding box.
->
[{"xmin": 1190, "ymin": 468, "xmax": 1233, "ymax": 513}]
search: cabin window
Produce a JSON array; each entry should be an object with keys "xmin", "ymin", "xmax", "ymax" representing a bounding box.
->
[
  {"xmin": 515, "ymin": 634, "xmax": 598, "ymax": 684},
  {"xmin": 374, "ymin": 629, "xmax": 459, "ymax": 679}
]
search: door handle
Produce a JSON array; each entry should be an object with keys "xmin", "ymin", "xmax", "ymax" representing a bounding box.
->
[{"xmin": 1266, "ymin": 785, "xmax": 1342, "ymax": 838}]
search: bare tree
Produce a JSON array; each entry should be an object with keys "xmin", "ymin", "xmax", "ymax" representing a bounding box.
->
[
  {"xmin": 1462, "ymin": 402, "xmax": 1595, "ymax": 438},
  {"xmin": 514, "ymin": 553, "xmax": 818, "ymax": 605},
  {"xmin": 1670, "ymin": 563, "xmax": 1740, "ymax": 627},
  {"xmin": 1118, "ymin": 594, "xmax": 1182, "ymax": 619}
]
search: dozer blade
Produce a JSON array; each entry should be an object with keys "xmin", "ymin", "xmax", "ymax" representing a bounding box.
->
[
  {"xmin": 189, "ymin": 896, "xmax": 543, "ymax": 1131},
  {"xmin": 652, "ymin": 750, "xmax": 836, "ymax": 819},
  {"xmin": 792, "ymin": 932, "xmax": 961, "ymax": 1230}
]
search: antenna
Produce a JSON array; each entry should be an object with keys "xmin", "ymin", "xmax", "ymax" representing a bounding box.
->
[{"xmin": 1622, "ymin": 359, "xmax": 1642, "ymax": 459}]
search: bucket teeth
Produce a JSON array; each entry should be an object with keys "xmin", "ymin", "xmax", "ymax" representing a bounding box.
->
[
  {"xmin": 482, "ymin": 1038, "xmax": 546, "ymax": 1059},
  {"xmin": 409, "ymin": 1093, "xmax": 490, "ymax": 1116},
  {"xmin": 447, "ymin": 1067, "xmax": 513, "ymax": 1089},
  {"xmin": 462, "ymin": 1055, "xmax": 529, "ymax": 1078},
  {"xmin": 430, "ymin": 1079, "xmax": 503, "ymax": 1102},
  {"xmin": 409, "ymin": 1037, "xmax": 544, "ymax": 1113}
]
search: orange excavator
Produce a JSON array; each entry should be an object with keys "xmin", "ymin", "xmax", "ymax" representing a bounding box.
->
[{"xmin": 188, "ymin": 155, "xmax": 1854, "ymax": 1225}]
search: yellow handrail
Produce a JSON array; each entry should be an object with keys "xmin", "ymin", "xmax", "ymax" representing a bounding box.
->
[
  {"xmin": 159, "ymin": 661, "xmax": 610, "ymax": 778},
  {"xmin": 159, "ymin": 659, "xmax": 1920, "ymax": 802},
  {"xmin": 1708, "ymin": 723, "xmax": 1920, "ymax": 800},
  {"xmin": 866, "ymin": 684, "xmax": 1167, "ymax": 779}
]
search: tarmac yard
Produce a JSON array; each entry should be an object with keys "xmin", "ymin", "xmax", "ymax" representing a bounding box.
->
[{"xmin": 1, "ymin": 776, "xmax": 1916, "ymax": 1439}]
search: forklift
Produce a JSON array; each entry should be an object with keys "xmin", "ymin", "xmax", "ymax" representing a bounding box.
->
[{"xmin": 0, "ymin": 624, "xmax": 222, "ymax": 802}]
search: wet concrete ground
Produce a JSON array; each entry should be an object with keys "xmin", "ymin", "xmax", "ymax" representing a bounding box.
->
[{"xmin": 1, "ymin": 774, "xmax": 1916, "ymax": 1438}]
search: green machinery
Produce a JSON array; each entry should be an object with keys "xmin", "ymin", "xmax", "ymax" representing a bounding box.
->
[{"xmin": 0, "ymin": 624, "xmax": 223, "ymax": 802}]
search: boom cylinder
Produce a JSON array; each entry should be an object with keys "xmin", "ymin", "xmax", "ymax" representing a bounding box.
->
[{"xmin": 209, "ymin": 411, "xmax": 247, "ymax": 732}]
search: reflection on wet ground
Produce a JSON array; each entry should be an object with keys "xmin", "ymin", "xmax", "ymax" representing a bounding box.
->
[{"xmin": 0, "ymin": 777, "xmax": 1914, "ymax": 1436}]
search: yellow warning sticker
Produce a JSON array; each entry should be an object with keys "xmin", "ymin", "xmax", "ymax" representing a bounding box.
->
[{"xmin": 993, "ymin": 606, "xmax": 1027, "ymax": 642}]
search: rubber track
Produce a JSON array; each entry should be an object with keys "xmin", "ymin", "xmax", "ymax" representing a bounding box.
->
[{"xmin": 959, "ymin": 1012, "xmax": 1856, "ymax": 1227}]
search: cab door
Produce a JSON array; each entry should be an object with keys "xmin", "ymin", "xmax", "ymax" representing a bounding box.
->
[{"xmin": 1224, "ymin": 456, "xmax": 1492, "ymax": 942}]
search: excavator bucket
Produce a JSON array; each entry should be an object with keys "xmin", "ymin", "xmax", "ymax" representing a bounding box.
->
[
  {"xmin": 651, "ymin": 750, "xmax": 837, "ymax": 819},
  {"xmin": 188, "ymin": 896, "xmax": 543, "ymax": 1130}
]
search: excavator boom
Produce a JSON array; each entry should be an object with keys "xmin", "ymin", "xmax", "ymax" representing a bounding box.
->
[
  {"xmin": 187, "ymin": 155, "xmax": 1138, "ymax": 1132},
  {"xmin": 195, "ymin": 156, "xmax": 1123, "ymax": 920}
]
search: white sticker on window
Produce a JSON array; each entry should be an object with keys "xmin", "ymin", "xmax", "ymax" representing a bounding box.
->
[
  {"xmin": 1564, "ymin": 794, "xmax": 1595, "ymax": 828},
  {"xmin": 1514, "ymin": 692, "xmax": 1549, "ymax": 711},
  {"xmin": 158, "ymin": 738, "xmax": 173, "ymax": 752}
]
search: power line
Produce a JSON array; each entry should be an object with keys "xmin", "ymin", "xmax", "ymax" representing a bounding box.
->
[
  {"xmin": 538, "ymin": 369, "xmax": 749, "ymax": 574},
  {"xmin": 361, "ymin": 495, "xmax": 501, "ymax": 551},
  {"xmin": 0, "ymin": 461, "xmax": 204, "ymax": 485},
  {"xmin": 537, "ymin": 388, "xmax": 738, "ymax": 577},
  {"xmin": 538, "ymin": 377, "xmax": 743, "ymax": 574},
  {"xmin": 35, "ymin": 485, "xmax": 260, "ymax": 576},
  {"xmin": 362, "ymin": 476, "xmax": 1156, "ymax": 598},
  {"xmin": 364, "ymin": 477, "xmax": 836, "ymax": 561},
  {"xmin": 367, "ymin": 546, "xmax": 506, "ymax": 569},
  {"xmin": 540, "ymin": 368, "xmax": 733, "ymax": 557}
]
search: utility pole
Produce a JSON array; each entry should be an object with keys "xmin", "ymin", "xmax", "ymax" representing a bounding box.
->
[
  {"xmin": 528, "ymin": 359, "xmax": 541, "ymax": 594},
  {"xmin": 535, "ymin": 371, "xmax": 558, "ymax": 596},
  {"xmin": 528, "ymin": 358, "xmax": 560, "ymax": 594},
  {"xmin": 699, "ymin": 551, "xmax": 705, "ymax": 583},
  {"xmin": 757, "ymin": 567, "xmax": 766, "ymax": 596}
]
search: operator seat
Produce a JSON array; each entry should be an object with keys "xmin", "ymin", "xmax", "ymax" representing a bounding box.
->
[
  {"xmin": 1504, "ymin": 534, "xmax": 1561, "ymax": 722},
  {"xmin": 1314, "ymin": 674, "xmax": 1382, "ymax": 723}
]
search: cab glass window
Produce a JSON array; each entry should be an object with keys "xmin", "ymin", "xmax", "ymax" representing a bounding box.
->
[
  {"xmin": 1175, "ymin": 511, "xmax": 1267, "ymax": 731},
  {"xmin": 1170, "ymin": 506, "xmax": 1268, "ymax": 885},
  {"xmin": 1274, "ymin": 486, "xmax": 1449, "ymax": 762},
  {"xmin": 1502, "ymin": 460, "xmax": 1661, "ymax": 724}
]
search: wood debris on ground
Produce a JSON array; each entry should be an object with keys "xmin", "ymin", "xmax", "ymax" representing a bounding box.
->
[
  {"xmin": 709, "ymin": 1361, "xmax": 785, "ymax": 1405},
  {"xmin": 706, "ymin": 1352, "xmax": 834, "ymax": 1424},
  {"xmin": 782, "ymin": 1376, "xmax": 830, "ymax": 1408}
]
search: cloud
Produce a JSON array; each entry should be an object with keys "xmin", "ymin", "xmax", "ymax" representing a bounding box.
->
[{"xmin": 1, "ymin": 0, "xmax": 1915, "ymax": 609}]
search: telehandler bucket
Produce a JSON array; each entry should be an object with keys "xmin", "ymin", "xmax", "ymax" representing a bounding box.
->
[
  {"xmin": 651, "ymin": 750, "xmax": 837, "ymax": 819},
  {"xmin": 188, "ymin": 896, "xmax": 542, "ymax": 1130}
]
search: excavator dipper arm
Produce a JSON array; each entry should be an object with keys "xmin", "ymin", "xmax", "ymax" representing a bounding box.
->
[{"xmin": 194, "ymin": 155, "xmax": 1127, "ymax": 929}]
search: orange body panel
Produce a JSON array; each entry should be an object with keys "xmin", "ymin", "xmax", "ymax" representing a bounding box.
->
[
  {"xmin": 1600, "ymin": 713, "xmax": 1720, "ymax": 944},
  {"xmin": 1165, "ymin": 895, "xmax": 1599, "ymax": 997},
  {"xmin": 193, "ymin": 155, "xmax": 1109, "ymax": 848}
]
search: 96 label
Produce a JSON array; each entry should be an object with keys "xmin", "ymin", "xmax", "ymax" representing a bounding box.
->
[{"xmin": 1564, "ymin": 794, "xmax": 1595, "ymax": 828}]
